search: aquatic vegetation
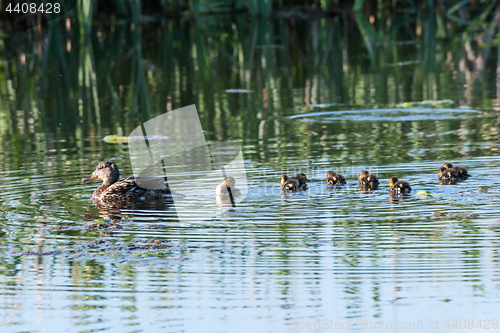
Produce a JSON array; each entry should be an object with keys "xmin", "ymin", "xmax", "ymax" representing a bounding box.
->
[
  {"xmin": 398, "ymin": 99, "xmax": 455, "ymax": 108},
  {"xmin": 85, "ymin": 222, "xmax": 122, "ymax": 230},
  {"xmin": 103, "ymin": 135, "xmax": 170, "ymax": 143},
  {"xmin": 102, "ymin": 135, "xmax": 131, "ymax": 143},
  {"xmin": 93, "ymin": 218, "xmax": 110, "ymax": 224},
  {"xmin": 1, "ymin": 2, "xmax": 500, "ymax": 331},
  {"xmin": 416, "ymin": 190, "xmax": 433, "ymax": 198},
  {"xmin": 432, "ymin": 211, "xmax": 480, "ymax": 218},
  {"xmin": 15, "ymin": 250, "xmax": 64, "ymax": 256}
]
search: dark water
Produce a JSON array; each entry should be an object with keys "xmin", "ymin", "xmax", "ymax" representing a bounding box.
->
[{"xmin": 1, "ymin": 13, "xmax": 500, "ymax": 332}]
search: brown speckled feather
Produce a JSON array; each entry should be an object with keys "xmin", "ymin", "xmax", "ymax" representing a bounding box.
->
[
  {"xmin": 358, "ymin": 170, "xmax": 379, "ymax": 190},
  {"xmin": 280, "ymin": 173, "xmax": 310, "ymax": 192},
  {"xmin": 326, "ymin": 171, "xmax": 346, "ymax": 186},
  {"xmin": 83, "ymin": 161, "xmax": 171, "ymax": 207},
  {"xmin": 388, "ymin": 177, "xmax": 411, "ymax": 194}
]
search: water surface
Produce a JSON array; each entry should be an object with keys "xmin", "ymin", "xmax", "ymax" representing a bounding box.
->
[{"xmin": 1, "ymin": 13, "xmax": 500, "ymax": 332}]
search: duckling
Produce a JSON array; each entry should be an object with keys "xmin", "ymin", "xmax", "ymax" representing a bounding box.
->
[
  {"xmin": 82, "ymin": 161, "xmax": 171, "ymax": 206},
  {"xmin": 216, "ymin": 176, "xmax": 240, "ymax": 196},
  {"xmin": 443, "ymin": 163, "xmax": 470, "ymax": 179},
  {"xmin": 438, "ymin": 166, "xmax": 459, "ymax": 183},
  {"xmin": 358, "ymin": 170, "xmax": 379, "ymax": 190},
  {"xmin": 281, "ymin": 173, "xmax": 310, "ymax": 192},
  {"xmin": 388, "ymin": 176, "xmax": 412, "ymax": 194},
  {"xmin": 325, "ymin": 171, "xmax": 346, "ymax": 186}
]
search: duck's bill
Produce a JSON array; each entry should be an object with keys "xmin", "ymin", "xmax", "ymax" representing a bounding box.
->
[{"xmin": 81, "ymin": 173, "xmax": 97, "ymax": 182}]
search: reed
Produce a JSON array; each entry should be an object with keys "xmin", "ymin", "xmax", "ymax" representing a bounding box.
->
[{"xmin": 1, "ymin": 1, "xmax": 500, "ymax": 169}]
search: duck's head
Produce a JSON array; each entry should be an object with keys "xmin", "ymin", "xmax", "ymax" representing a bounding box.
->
[
  {"xmin": 327, "ymin": 171, "xmax": 337, "ymax": 178},
  {"xmin": 439, "ymin": 166, "xmax": 447, "ymax": 177},
  {"xmin": 359, "ymin": 170, "xmax": 369, "ymax": 178},
  {"xmin": 296, "ymin": 173, "xmax": 311, "ymax": 182},
  {"xmin": 389, "ymin": 176, "xmax": 399, "ymax": 187},
  {"xmin": 280, "ymin": 175, "xmax": 289, "ymax": 185},
  {"xmin": 443, "ymin": 163, "xmax": 453, "ymax": 169},
  {"xmin": 223, "ymin": 176, "xmax": 236, "ymax": 188},
  {"xmin": 82, "ymin": 161, "xmax": 120, "ymax": 185}
]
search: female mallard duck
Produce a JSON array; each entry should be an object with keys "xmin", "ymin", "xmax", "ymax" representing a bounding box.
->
[
  {"xmin": 281, "ymin": 173, "xmax": 310, "ymax": 192},
  {"xmin": 82, "ymin": 161, "xmax": 171, "ymax": 206},
  {"xmin": 443, "ymin": 163, "xmax": 469, "ymax": 179},
  {"xmin": 388, "ymin": 176, "xmax": 411, "ymax": 194},
  {"xmin": 216, "ymin": 176, "xmax": 240, "ymax": 196},
  {"xmin": 326, "ymin": 171, "xmax": 346, "ymax": 186},
  {"xmin": 439, "ymin": 166, "xmax": 459, "ymax": 183},
  {"xmin": 358, "ymin": 170, "xmax": 379, "ymax": 190}
]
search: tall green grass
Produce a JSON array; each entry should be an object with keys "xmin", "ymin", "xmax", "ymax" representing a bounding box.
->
[{"xmin": 1, "ymin": 1, "xmax": 500, "ymax": 168}]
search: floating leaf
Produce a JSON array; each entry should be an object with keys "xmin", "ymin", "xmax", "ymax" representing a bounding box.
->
[
  {"xmin": 103, "ymin": 135, "xmax": 130, "ymax": 143},
  {"xmin": 103, "ymin": 135, "xmax": 170, "ymax": 143},
  {"xmin": 416, "ymin": 190, "xmax": 432, "ymax": 198},
  {"xmin": 93, "ymin": 218, "xmax": 110, "ymax": 224},
  {"xmin": 398, "ymin": 100, "xmax": 455, "ymax": 108}
]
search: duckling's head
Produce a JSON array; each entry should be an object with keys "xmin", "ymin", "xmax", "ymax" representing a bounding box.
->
[
  {"xmin": 389, "ymin": 176, "xmax": 399, "ymax": 187},
  {"xmin": 296, "ymin": 173, "xmax": 311, "ymax": 182},
  {"xmin": 280, "ymin": 175, "xmax": 289, "ymax": 185},
  {"xmin": 443, "ymin": 163, "xmax": 453, "ymax": 169},
  {"xmin": 223, "ymin": 176, "xmax": 236, "ymax": 188},
  {"xmin": 439, "ymin": 166, "xmax": 447, "ymax": 177},
  {"xmin": 359, "ymin": 170, "xmax": 369, "ymax": 178},
  {"xmin": 82, "ymin": 161, "xmax": 120, "ymax": 185},
  {"xmin": 327, "ymin": 171, "xmax": 337, "ymax": 178}
]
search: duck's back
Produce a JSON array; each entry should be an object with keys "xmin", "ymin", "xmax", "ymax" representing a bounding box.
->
[
  {"xmin": 390, "ymin": 181, "xmax": 411, "ymax": 194},
  {"xmin": 359, "ymin": 174, "xmax": 379, "ymax": 188},
  {"xmin": 326, "ymin": 174, "xmax": 346, "ymax": 185},
  {"xmin": 281, "ymin": 178, "xmax": 306, "ymax": 192},
  {"xmin": 94, "ymin": 177, "xmax": 171, "ymax": 205},
  {"xmin": 455, "ymin": 166, "xmax": 469, "ymax": 178}
]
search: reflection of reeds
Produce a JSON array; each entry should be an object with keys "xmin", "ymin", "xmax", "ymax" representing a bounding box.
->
[
  {"xmin": 1, "ymin": 4, "xmax": 500, "ymax": 169},
  {"xmin": 76, "ymin": 0, "xmax": 94, "ymax": 35},
  {"xmin": 1, "ymin": 0, "xmax": 499, "ymax": 25}
]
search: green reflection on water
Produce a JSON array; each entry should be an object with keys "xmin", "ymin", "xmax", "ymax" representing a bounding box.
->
[{"xmin": 0, "ymin": 11, "xmax": 500, "ymax": 333}]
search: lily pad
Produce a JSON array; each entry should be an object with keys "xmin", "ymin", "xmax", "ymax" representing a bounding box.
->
[
  {"xmin": 103, "ymin": 135, "xmax": 130, "ymax": 143},
  {"xmin": 93, "ymin": 218, "xmax": 111, "ymax": 224},
  {"xmin": 103, "ymin": 135, "xmax": 170, "ymax": 143},
  {"xmin": 398, "ymin": 99, "xmax": 454, "ymax": 108},
  {"xmin": 416, "ymin": 190, "xmax": 433, "ymax": 198}
]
